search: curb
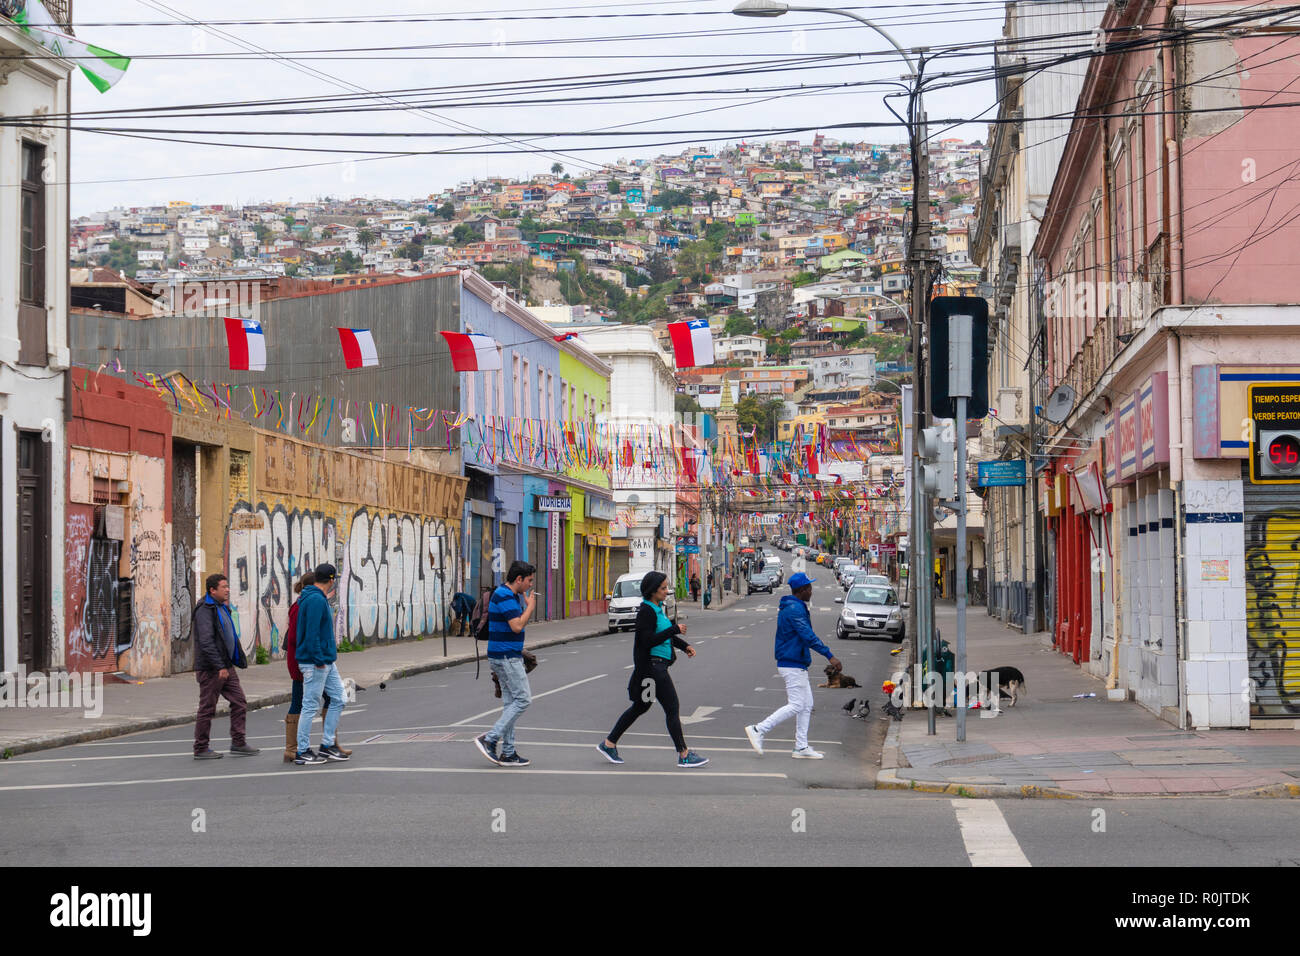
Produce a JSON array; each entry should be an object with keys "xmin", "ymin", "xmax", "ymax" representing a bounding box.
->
[
  {"xmin": 0, "ymin": 627, "xmax": 608, "ymax": 759},
  {"xmin": 874, "ymin": 769, "xmax": 1300, "ymax": 800}
]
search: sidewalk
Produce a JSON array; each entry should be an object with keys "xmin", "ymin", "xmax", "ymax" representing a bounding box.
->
[
  {"xmin": 0, "ymin": 612, "xmax": 618, "ymax": 758},
  {"xmin": 877, "ymin": 603, "xmax": 1300, "ymax": 798}
]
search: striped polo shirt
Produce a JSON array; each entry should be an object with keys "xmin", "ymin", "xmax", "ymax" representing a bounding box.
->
[{"xmin": 486, "ymin": 584, "xmax": 525, "ymax": 659}]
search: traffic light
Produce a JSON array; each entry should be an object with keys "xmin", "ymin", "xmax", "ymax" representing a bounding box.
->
[
  {"xmin": 929, "ymin": 296, "xmax": 989, "ymax": 419},
  {"xmin": 918, "ymin": 421, "xmax": 956, "ymax": 501},
  {"xmin": 1254, "ymin": 429, "xmax": 1300, "ymax": 482}
]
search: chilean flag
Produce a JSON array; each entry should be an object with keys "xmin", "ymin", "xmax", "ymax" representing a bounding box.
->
[
  {"xmin": 223, "ymin": 318, "xmax": 266, "ymax": 371},
  {"xmin": 667, "ymin": 319, "xmax": 714, "ymax": 368},
  {"xmin": 336, "ymin": 328, "xmax": 379, "ymax": 369},
  {"xmin": 554, "ymin": 332, "xmax": 580, "ymax": 342},
  {"xmin": 440, "ymin": 331, "xmax": 502, "ymax": 372}
]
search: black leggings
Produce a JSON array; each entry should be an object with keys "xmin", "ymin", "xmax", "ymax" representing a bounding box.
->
[{"xmin": 608, "ymin": 662, "xmax": 686, "ymax": 753}]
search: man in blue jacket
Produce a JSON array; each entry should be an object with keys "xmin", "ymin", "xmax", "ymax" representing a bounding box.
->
[
  {"xmin": 294, "ymin": 563, "xmax": 349, "ymax": 765},
  {"xmin": 745, "ymin": 572, "xmax": 841, "ymax": 758}
]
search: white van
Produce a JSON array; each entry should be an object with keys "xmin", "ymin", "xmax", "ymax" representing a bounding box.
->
[{"xmin": 607, "ymin": 571, "xmax": 676, "ymax": 633}]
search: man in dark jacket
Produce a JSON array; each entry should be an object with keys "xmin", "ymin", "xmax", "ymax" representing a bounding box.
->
[
  {"xmin": 192, "ymin": 573, "xmax": 260, "ymax": 759},
  {"xmin": 745, "ymin": 572, "xmax": 841, "ymax": 759},
  {"xmin": 294, "ymin": 564, "xmax": 349, "ymax": 765}
]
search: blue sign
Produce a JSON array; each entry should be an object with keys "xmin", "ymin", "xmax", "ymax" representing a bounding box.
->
[
  {"xmin": 675, "ymin": 534, "xmax": 700, "ymax": 555},
  {"xmin": 977, "ymin": 460, "xmax": 1027, "ymax": 487}
]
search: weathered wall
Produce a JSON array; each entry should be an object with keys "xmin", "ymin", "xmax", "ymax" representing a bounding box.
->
[
  {"xmin": 64, "ymin": 377, "xmax": 174, "ymax": 679},
  {"xmin": 224, "ymin": 432, "xmax": 467, "ymax": 652}
]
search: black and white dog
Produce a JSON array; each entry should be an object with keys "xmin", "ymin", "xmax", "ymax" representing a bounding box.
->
[{"xmin": 980, "ymin": 666, "xmax": 1026, "ymax": 707}]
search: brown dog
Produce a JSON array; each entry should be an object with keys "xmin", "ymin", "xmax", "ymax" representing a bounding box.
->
[{"xmin": 819, "ymin": 664, "xmax": 860, "ymax": 689}]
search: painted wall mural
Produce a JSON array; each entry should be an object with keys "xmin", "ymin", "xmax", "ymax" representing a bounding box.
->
[
  {"xmin": 1245, "ymin": 508, "xmax": 1300, "ymax": 716},
  {"xmin": 344, "ymin": 509, "xmax": 459, "ymax": 642},
  {"xmin": 225, "ymin": 502, "xmax": 339, "ymax": 656},
  {"xmin": 225, "ymin": 501, "xmax": 461, "ymax": 652}
]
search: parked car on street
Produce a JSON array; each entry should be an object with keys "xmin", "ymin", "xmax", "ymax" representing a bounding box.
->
[
  {"xmin": 838, "ymin": 564, "xmax": 861, "ymax": 588},
  {"xmin": 747, "ymin": 567, "xmax": 779, "ymax": 595},
  {"xmin": 607, "ymin": 571, "xmax": 675, "ymax": 633},
  {"xmin": 834, "ymin": 585, "xmax": 904, "ymax": 641}
]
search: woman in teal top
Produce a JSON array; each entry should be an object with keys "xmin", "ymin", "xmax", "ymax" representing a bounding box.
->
[{"xmin": 597, "ymin": 571, "xmax": 708, "ymax": 768}]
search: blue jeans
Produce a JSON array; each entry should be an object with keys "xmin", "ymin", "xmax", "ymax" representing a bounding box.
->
[
  {"xmin": 298, "ymin": 662, "xmax": 345, "ymax": 753},
  {"xmin": 485, "ymin": 657, "xmax": 531, "ymax": 756}
]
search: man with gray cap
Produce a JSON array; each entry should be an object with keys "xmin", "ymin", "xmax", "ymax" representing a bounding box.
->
[
  {"xmin": 745, "ymin": 571, "xmax": 841, "ymax": 758},
  {"xmin": 294, "ymin": 563, "xmax": 350, "ymax": 764}
]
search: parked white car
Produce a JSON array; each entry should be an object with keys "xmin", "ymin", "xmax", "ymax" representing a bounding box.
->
[{"xmin": 606, "ymin": 571, "xmax": 675, "ymax": 633}]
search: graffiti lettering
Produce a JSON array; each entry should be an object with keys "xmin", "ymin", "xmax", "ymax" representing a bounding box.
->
[
  {"xmin": 1245, "ymin": 509, "xmax": 1300, "ymax": 716},
  {"xmin": 345, "ymin": 509, "xmax": 459, "ymax": 643}
]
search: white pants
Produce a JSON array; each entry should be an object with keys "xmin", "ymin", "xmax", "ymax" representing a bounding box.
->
[{"xmin": 757, "ymin": 667, "xmax": 814, "ymax": 750}]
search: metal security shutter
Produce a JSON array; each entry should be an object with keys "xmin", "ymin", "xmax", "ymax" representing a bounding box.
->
[{"xmin": 1242, "ymin": 462, "xmax": 1300, "ymax": 718}]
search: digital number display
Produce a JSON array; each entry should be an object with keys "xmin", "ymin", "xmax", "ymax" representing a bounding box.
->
[{"xmin": 1268, "ymin": 434, "xmax": 1300, "ymax": 471}]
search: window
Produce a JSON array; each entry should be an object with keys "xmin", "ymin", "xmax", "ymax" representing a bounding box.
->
[
  {"xmin": 561, "ymin": 382, "xmax": 569, "ymax": 423},
  {"xmin": 538, "ymin": 368, "xmax": 545, "ymax": 423},
  {"xmin": 522, "ymin": 359, "xmax": 530, "ymax": 419},
  {"xmin": 512, "ymin": 355, "xmax": 521, "ymax": 417},
  {"xmin": 496, "ymin": 354, "xmax": 505, "ymax": 421},
  {"xmin": 19, "ymin": 142, "xmax": 47, "ymax": 366}
]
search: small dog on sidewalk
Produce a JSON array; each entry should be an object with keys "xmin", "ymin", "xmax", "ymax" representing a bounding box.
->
[
  {"xmin": 819, "ymin": 663, "xmax": 860, "ymax": 689},
  {"xmin": 980, "ymin": 666, "xmax": 1026, "ymax": 707}
]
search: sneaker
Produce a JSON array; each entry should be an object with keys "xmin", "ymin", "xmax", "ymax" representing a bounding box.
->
[
  {"xmin": 229, "ymin": 744, "xmax": 260, "ymax": 756},
  {"xmin": 498, "ymin": 752, "xmax": 531, "ymax": 767},
  {"xmin": 294, "ymin": 749, "xmax": 326, "ymax": 765},
  {"xmin": 791, "ymin": 747, "xmax": 825, "ymax": 759},
  {"xmin": 596, "ymin": 741, "xmax": 624, "ymax": 765},
  {"xmin": 677, "ymin": 751, "xmax": 709, "ymax": 768},
  {"xmin": 744, "ymin": 724, "xmax": 765, "ymax": 755},
  {"xmin": 319, "ymin": 744, "xmax": 350, "ymax": 761},
  {"xmin": 194, "ymin": 749, "xmax": 223, "ymax": 760},
  {"xmin": 474, "ymin": 734, "xmax": 500, "ymax": 765}
]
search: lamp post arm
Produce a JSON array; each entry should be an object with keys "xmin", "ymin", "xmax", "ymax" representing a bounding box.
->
[{"xmin": 792, "ymin": 6, "xmax": 917, "ymax": 76}]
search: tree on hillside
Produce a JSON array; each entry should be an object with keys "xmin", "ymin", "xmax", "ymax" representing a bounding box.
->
[
  {"xmin": 737, "ymin": 394, "xmax": 785, "ymax": 443},
  {"xmin": 451, "ymin": 223, "xmax": 473, "ymax": 245},
  {"xmin": 724, "ymin": 314, "xmax": 756, "ymax": 337},
  {"xmin": 357, "ymin": 228, "xmax": 376, "ymax": 251},
  {"xmin": 436, "ymin": 202, "xmax": 456, "ymax": 220},
  {"xmin": 551, "ymin": 162, "xmax": 564, "ymax": 175},
  {"xmin": 676, "ymin": 239, "xmax": 719, "ymax": 285}
]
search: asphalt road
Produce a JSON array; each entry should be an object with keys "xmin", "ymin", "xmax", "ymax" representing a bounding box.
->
[{"xmin": 2, "ymin": 572, "xmax": 1299, "ymax": 867}]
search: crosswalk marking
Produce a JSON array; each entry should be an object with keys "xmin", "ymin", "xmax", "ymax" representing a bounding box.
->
[{"xmin": 951, "ymin": 799, "xmax": 1031, "ymax": 867}]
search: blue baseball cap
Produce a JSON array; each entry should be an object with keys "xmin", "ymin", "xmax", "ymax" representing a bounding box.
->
[{"xmin": 789, "ymin": 571, "xmax": 816, "ymax": 590}]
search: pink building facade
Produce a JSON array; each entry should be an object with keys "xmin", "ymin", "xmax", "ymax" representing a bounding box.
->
[{"xmin": 1032, "ymin": 0, "xmax": 1300, "ymax": 728}]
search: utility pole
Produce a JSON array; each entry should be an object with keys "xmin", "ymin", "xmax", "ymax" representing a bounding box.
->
[
  {"xmin": 907, "ymin": 60, "xmax": 936, "ymax": 735},
  {"xmin": 950, "ymin": 313, "xmax": 972, "ymax": 743}
]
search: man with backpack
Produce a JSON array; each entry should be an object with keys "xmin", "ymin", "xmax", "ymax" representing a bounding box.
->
[
  {"xmin": 192, "ymin": 573, "xmax": 259, "ymax": 759},
  {"xmin": 473, "ymin": 561, "xmax": 537, "ymax": 767}
]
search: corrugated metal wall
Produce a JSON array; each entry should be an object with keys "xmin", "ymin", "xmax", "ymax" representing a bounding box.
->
[
  {"xmin": 1243, "ymin": 474, "xmax": 1300, "ymax": 717},
  {"xmin": 70, "ymin": 273, "xmax": 462, "ymax": 449}
]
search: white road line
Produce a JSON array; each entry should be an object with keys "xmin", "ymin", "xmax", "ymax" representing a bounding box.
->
[
  {"xmin": 0, "ymin": 765, "xmax": 789, "ymax": 792},
  {"xmin": 449, "ymin": 674, "xmax": 607, "ymax": 726},
  {"xmin": 951, "ymin": 799, "xmax": 1031, "ymax": 867}
]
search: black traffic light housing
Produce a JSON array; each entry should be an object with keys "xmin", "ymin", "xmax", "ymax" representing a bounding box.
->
[{"xmin": 929, "ymin": 295, "xmax": 989, "ymax": 420}]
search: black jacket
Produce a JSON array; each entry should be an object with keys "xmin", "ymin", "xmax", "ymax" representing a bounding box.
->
[
  {"xmin": 630, "ymin": 602, "xmax": 690, "ymax": 673},
  {"xmin": 193, "ymin": 600, "xmax": 235, "ymax": 672}
]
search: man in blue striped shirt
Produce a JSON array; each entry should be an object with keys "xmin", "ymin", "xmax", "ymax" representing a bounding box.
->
[{"xmin": 474, "ymin": 560, "xmax": 537, "ymax": 766}]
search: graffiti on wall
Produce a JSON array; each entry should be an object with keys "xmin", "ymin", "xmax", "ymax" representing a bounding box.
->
[
  {"xmin": 1245, "ymin": 508, "xmax": 1300, "ymax": 716},
  {"xmin": 84, "ymin": 538, "xmax": 121, "ymax": 659},
  {"xmin": 344, "ymin": 509, "xmax": 459, "ymax": 642},
  {"xmin": 226, "ymin": 502, "xmax": 338, "ymax": 656},
  {"xmin": 225, "ymin": 502, "xmax": 461, "ymax": 649}
]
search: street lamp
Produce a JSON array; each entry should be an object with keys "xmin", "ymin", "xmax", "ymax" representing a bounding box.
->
[
  {"xmin": 735, "ymin": 0, "xmax": 935, "ymax": 733},
  {"xmin": 731, "ymin": 0, "xmax": 917, "ymax": 76}
]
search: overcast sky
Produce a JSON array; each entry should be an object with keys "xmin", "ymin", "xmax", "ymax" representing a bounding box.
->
[{"xmin": 64, "ymin": 0, "xmax": 1012, "ymax": 215}]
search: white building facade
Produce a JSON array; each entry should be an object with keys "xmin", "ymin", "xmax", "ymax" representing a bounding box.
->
[{"xmin": 1, "ymin": 9, "xmax": 72, "ymax": 672}]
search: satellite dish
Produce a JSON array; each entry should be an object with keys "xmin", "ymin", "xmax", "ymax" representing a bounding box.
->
[{"xmin": 1043, "ymin": 384, "xmax": 1076, "ymax": 424}]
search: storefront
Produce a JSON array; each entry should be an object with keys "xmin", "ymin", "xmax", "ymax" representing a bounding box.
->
[{"xmin": 541, "ymin": 483, "xmax": 569, "ymax": 620}]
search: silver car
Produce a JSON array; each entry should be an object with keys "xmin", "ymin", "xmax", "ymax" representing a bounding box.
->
[{"xmin": 835, "ymin": 585, "xmax": 904, "ymax": 641}]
